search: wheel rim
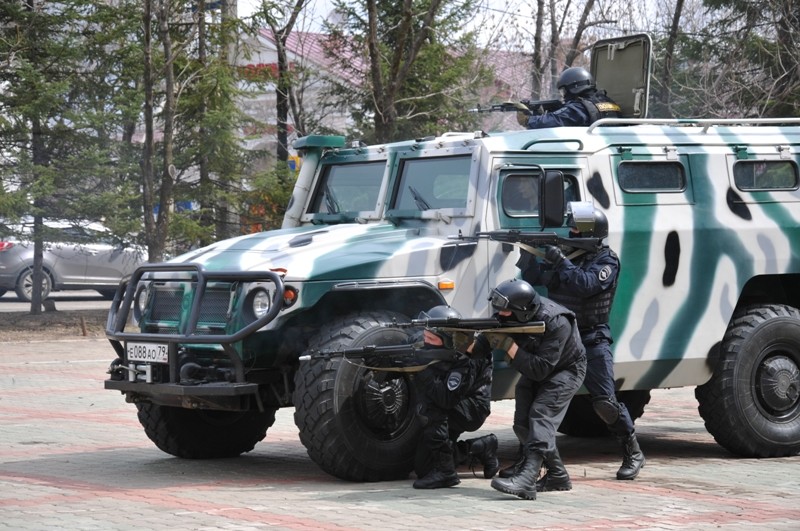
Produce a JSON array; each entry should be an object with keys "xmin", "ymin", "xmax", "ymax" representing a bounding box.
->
[
  {"xmin": 754, "ymin": 345, "xmax": 800, "ymax": 418},
  {"xmin": 21, "ymin": 270, "xmax": 50, "ymax": 299},
  {"xmin": 352, "ymin": 367, "xmax": 414, "ymax": 440}
]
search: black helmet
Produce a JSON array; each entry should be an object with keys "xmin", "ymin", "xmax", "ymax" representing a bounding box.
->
[
  {"xmin": 417, "ymin": 305, "xmax": 461, "ymax": 348},
  {"xmin": 489, "ymin": 279, "xmax": 540, "ymax": 322},
  {"xmin": 568, "ymin": 207, "xmax": 608, "ymax": 239},
  {"xmin": 557, "ymin": 67, "xmax": 595, "ymax": 97}
]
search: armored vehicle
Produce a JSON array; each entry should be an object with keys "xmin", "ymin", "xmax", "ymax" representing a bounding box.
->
[{"xmin": 105, "ymin": 34, "xmax": 800, "ymax": 481}]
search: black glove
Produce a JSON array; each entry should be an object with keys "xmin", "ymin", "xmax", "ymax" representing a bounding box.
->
[{"xmin": 544, "ymin": 245, "xmax": 566, "ymax": 269}]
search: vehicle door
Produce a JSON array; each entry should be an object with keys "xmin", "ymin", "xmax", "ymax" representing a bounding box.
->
[
  {"xmin": 80, "ymin": 227, "xmax": 145, "ymax": 284},
  {"xmin": 45, "ymin": 225, "xmax": 93, "ymax": 284}
]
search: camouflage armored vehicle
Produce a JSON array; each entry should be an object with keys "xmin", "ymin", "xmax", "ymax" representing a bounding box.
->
[{"xmin": 105, "ymin": 34, "xmax": 800, "ymax": 481}]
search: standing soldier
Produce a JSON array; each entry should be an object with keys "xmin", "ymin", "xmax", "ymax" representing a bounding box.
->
[{"xmin": 517, "ymin": 204, "xmax": 646, "ymax": 482}]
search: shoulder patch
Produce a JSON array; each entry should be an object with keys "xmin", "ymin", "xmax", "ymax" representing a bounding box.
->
[
  {"xmin": 598, "ymin": 265, "xmax": 613, "ymax": 282},
  {"xmin": 447, "ymin": 371, "xmax": 462, "ymax": 391}
]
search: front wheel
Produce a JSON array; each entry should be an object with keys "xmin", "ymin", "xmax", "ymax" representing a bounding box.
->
[
  {"xmin": 136, "ymin": 403, "xmax": 276, "ymax": 458},
  {"xmin": 696, "ymin": 304, "xmax": 800, "ymax": 457},
  {"xmin": 293, "ymin": 311, "xmax": 420, "ymax": 481}
]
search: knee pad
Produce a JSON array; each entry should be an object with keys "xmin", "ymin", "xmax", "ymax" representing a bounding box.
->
[{"xmin": 592, "ymin": 395, "xmax": 622, "ymax": 425}]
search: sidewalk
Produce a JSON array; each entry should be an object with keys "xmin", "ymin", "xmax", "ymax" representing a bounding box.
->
[{"xmin": 1, "ymin": 339, "xmax": 798, "ymax": 530}]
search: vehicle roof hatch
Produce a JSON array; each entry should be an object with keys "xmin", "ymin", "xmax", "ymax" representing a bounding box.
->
[{"xmin": 591, "ymin": 33, "xmax": 652, "ymax": 119}]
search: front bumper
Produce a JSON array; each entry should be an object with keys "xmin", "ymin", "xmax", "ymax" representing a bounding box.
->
[{"xmin": 105, "ymin": 263, "xmax": 285, "ymax": 400}]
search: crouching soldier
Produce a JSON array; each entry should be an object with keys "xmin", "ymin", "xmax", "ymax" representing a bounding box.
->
[{"xmin": 412, "ymin": 305, "xmax": 499, "ymax": 489}]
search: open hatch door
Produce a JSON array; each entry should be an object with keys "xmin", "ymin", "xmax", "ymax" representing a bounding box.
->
[{"xmin": 591, "ymin": 33, "xmax": 652, "ymax": 119}]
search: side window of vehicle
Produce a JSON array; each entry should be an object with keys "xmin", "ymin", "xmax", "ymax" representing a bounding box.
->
[
  {"xmin": 733, "ymin": 160, "xmax": 798, "ymax": 191},
  {"xmin": 502, "ymin": 173, "xmax": 579, "ymax": 217},
  {"xmin": 502, "ymin": 175, "xmax": 539, "ymax": 215},
  {"xmin": 618, "ymin": 161, "xmax": 686, "ymax": 192}
]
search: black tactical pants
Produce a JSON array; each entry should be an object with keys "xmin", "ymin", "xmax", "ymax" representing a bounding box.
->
[
  {"xmin": 583, "ymin": 337, "xmax": 635, "ymax": 436},
  {"xmin": 512, "ymin": 360, "xmax": 586, "ymax": 456}
]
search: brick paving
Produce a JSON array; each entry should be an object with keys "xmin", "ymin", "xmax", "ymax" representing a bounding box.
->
[{"xmin": 1, "ymin": 338, "xmax": 799, "ymax": 530}]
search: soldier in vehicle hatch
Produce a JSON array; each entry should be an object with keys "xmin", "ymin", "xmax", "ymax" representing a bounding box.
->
[
  {"xmin": 516, "ymin": 67, "xmax": 622, "ymax": 128},
  {"xmin": 516, "ymin": 206, "xmax": 646, "ymax": 482}
]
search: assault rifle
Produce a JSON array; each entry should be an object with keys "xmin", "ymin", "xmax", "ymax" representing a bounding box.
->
[
  {"xmin": 298, "ymin": 344, "xmax": 465, "ymax": 372},
  {"xmin": 468, "ymin": 99, "xmax": 562, "ymax": 116},
  {"xmin": 452, "ymin": 228, "xmax": 600, "ymax": 260},
  {"xmin": 387, "ymin": 316, "xmax": 545, "ymax": 335}
]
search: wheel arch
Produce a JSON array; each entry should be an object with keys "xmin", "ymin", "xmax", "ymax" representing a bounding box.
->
[{"xmin": 735, "ymin": 274, "xmax": 800, "ymax": 313}]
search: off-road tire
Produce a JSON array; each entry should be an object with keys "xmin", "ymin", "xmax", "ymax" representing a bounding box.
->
[
  {"xmin": 293, "ymin": 311, "xmax": 420, "ymax": 482},
  {"xmin": 136, "ymin": 402, "xmax": 276, "ymax": 458},
  {"xmin": 557, "ymin": 390, "xmax": 651, "ymax": 437},
  {"xmin": 695, "ymin": 304, "xmax": 800, "ymax": 457}
]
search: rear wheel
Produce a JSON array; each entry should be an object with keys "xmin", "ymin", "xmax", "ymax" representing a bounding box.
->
[
  {"xmin": 15, "ymin": 268, "xmax": 52, "ymax": 302},
  {"xmin": 558, "ymin": 390, "xmax": 651, "ymax": 437},
  {"xmin": 696, "ymin": 304, "xmax": 800, "ymax": 457},
  {"xmin": 136, "ymin": 403, "xmax": 276, "ymax": 458},
  {"xmin": 293, "ymin": 311, "xmax": 420, "ymax": 481}
]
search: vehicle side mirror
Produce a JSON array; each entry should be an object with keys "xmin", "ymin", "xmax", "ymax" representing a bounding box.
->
[{"xmin": 539, "ymin": 170, "xmax": 565, "ymax": 228}]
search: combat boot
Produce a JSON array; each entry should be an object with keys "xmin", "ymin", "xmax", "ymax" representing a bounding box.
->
[
  {"xmin": 536, "ymin": 448, "xmax": 572, "ymax": 492},
  {"xmin": 616, "ymin": 432, "xmax": 645, "ymax": 480},
  {"xmin": 413, "ymin": 451, "xmax": 460, "ymax": 489},
  {"xmin": 499, "ymin": 443, "xmax": 523, "ymax": 478},
  {"xmin": 490, "ymin": 451, "xmax": 544, "ymax": 500},
  {"xmin": 465, "ymin": 434, "xmax": 500, "ymax": 479}
]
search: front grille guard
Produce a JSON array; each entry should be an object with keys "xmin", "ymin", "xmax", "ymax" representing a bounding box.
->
[{"xmin": 106, "ymin": 263, "xmax": 285, "ymax": 383}]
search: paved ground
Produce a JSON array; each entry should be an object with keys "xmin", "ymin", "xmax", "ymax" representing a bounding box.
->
[{"xmin": 1, "ymin": 339, "xmax": 798, "ymax": 530}]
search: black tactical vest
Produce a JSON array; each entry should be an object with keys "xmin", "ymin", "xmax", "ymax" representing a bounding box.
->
[
  {"xmin": 547, "ymin": 247, "xmax": 619, "ymax": 330},
  {"xmin": 579, "ymin": 90, "xmax": 622, "ymax": 123}
]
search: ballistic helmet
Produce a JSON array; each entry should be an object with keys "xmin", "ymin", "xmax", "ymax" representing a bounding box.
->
[
  {"xmin": 490, "ymin": 279, "xmax": 540, "ymax": 323},
  {"xmin": 568, "ymin": 206, "xmax": 609, "ymax": 239},
  {"xmin": 417, "ymin": 305, "xmax": 461, "ymax": 348},
  {"xmin": 557, "ymin": 67, "xmax": 595, "ymax": 97}
]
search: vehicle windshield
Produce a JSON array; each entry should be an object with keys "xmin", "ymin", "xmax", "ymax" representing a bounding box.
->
[
  {"xmin": 308, "ymin": 161, "xmax": 386, "ymax": 216},
  {"xmin": 391, "ymin": 155, "xmax": 471, "ymax": 211}
]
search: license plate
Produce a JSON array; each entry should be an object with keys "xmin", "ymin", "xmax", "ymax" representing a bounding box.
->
[{"xmin": 126, "ymin": 342, "xmax": 169, "ymax": 364}]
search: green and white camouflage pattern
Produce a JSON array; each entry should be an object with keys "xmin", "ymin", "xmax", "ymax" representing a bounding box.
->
[{"xmin": 105, "ymin": 118, "xmax": 800, "ymax": 481}]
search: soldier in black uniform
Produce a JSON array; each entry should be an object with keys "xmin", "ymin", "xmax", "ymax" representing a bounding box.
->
[
  {"xmin": 472, "ymin": 279, "xmax": 586, "ymax": 500},
  {"xmin": 517, "ymin": 67, "xmax": 622, "ymax": 128},
  {"xmin": 412, "ymin": 305, "xmax": 499, "ymax": 489},
  {"xmin": 517, "ymin": 205, "xmax": 646, "ymax": 482}
]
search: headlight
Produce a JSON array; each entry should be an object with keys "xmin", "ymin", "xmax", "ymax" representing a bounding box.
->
[
  {"xmin": 133, "ymin": 284, "xmax": 150, "ymax": 323},
  {"xmin": 251, "ymin": 288, "xmax": 271, "ymax": 318}
]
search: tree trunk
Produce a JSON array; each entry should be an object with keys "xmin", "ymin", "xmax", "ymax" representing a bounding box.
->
[
  {"xmin": 660, "ymin": 0, "xmax": 685, "ymax": 117},
  {"xmin": 141, "ymin": 0, "xmax": 160, "ymax": 261}
]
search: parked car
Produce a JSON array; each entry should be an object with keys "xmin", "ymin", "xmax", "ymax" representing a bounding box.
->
[{"xmin": 0, "ymin": 219, "xmax": 148, "ymax": 302}]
